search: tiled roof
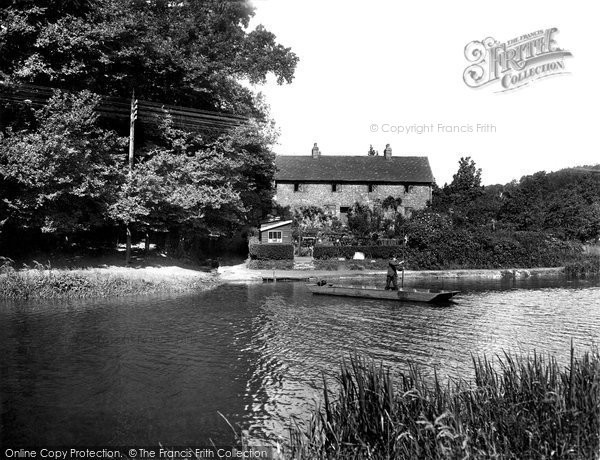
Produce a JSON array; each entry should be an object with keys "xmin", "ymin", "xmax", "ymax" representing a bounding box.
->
[
  {"xmin": 275, "ymin": 155, "xmax": 434, "ymax": 183},
  {"xmin": 260, "ymin": 220, "xmax": 293, "ymax": 231}
]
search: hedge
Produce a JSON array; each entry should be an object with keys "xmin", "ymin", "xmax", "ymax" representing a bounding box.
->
[
  {"xmin": 314, "ymin": 245, "xmax": 404, "ymax": 260},
  {"xmin": 247, "ymin": 259, "xmax": 294, "ymax": 270},
  {"xmin": 313, "ymin": 235, "xmax": 582, "ymax": 270},
  {"xmin": 248, "ymin": 243, "xmax": 294, "ymax": 260}
]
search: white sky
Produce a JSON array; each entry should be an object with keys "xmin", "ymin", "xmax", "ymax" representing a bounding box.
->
[{"xmin": 249, "ymin": 0, "xmax": 599, "ymax": 185}]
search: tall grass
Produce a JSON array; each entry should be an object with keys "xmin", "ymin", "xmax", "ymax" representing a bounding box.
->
[
  {"xmin": 289, "ymin": 346, "xmax": 600, "ymax": 459},
  {"xmin": 0, "ymin": 259, "xmax": 218, "ymax": 299}
]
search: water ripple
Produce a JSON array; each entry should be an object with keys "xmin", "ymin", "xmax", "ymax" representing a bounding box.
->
[{"xmin": 1, "ymin": 278, "xmax": 598, "ymax": 445}]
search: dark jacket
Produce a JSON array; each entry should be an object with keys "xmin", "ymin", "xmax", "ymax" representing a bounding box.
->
[{"xmin": 387, "ymin": 262, "xmax": 397, "ymax": 277}]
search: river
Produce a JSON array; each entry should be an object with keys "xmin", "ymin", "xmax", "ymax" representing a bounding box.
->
[{"xmin": 1, "ymin": 276, "xmax": 599, "ymax": 446}]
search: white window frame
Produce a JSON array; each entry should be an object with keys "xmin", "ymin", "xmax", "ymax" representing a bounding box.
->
[{"xmin": 267, "ymin": 231, "xmax": 283, "ymax": 243}]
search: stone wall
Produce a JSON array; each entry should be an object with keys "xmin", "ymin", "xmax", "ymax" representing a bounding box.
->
[{"xmin": 275, "ymin": 182, "xmax": 432, "ymax": 216}]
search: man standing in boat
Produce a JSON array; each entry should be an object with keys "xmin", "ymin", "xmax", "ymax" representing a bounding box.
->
[{"xmin": 385, "ymin": 258, "xmax": 404, "ymax": 290}]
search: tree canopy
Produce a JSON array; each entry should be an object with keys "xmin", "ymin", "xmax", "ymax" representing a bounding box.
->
[
  {"xmin": 0, "ymin": 0, "xmax": 298, "ymax": 116},
  {"xmin": 0, "ymin": 0, "xmax": 297, "ymax": 259},
  {"xmin": 0, "ymin": 91, "xmax": 125, "ymax": 233}
]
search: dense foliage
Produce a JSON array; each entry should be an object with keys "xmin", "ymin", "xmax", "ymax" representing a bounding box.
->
[
  {"xmin": 0, "ymin": 0, "xmax": 298, "ymax": 115},
  {"xmin": 432, "ymin": 158, "xmax": 600, "ymax": 242},
  {"xmin": 291, "ymin": 206, "xmax": 343, "ymax": 239},
  {"xmin": 313, "ymin": 233, "xmax": 580, "ymax": 270},
  {"xmin": 0, "ymin": 91, "xmax": 124, "ymax": 233},
  {"xmin": 305, "ymin": 157, "xmax": 599, "ymax": 269},
  {"xmin": 0, "ymin": 0, "xmax": 297, "ymax": 260}
]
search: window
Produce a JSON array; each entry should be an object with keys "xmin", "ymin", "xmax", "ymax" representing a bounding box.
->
[
  {"xmin": 332, "ymin": 183, "xmax": 342, "ymax": 192},
  {"xmin": 339, "ymin": 206, "xmax": 350, "ymax": 214},
  {"xmin": 324, "ymin": 204, "xmax": 336, "ymax": 215},
  {"xmin": 293, "ymin": 183, "xmax": 303, "ymax": 192},
  {"xmin": 368, "ymin": 184, "xmax": 377, "ymax": 193},
  {"xmin": 404, "ymin": 184, "xmax": 414, "ymax": 193},
  {"xmin": 267, "ymin": 231, "xmax": 282, "ymax": 243}
]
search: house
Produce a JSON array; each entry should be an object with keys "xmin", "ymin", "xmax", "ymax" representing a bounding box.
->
[
  {"xmin": 274, "ymin": 144, "xmax": 434, "ymax": 219},
  {"xmin": 259, "ymin": 219, "xmax": 293, "ymax": 244}
]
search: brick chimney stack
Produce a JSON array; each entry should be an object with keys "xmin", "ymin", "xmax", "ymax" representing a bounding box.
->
[
  {"xmin": 311, "ymin": 142, "xmax": 321, "ymax": 158},
  {"xmin": 384, "ymin": 144, "xmax": 392, "ymax": 159}
]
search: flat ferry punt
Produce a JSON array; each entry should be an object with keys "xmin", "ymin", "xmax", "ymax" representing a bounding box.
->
[{"xmin": 307, "ymin": 284, "xmax": 459, "ymax": 303}]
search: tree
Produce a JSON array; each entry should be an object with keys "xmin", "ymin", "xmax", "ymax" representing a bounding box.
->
[
  {"xmin": 499, "ymin": 169, "xmax": 600, "ymax": 241},
  {"xmin": 401, "ymin": 210, "xmax": 453, "ymax": 250},
  {"xmin": 433, "ymin": 157, "xmax": 485, "ymax": 227},
  {"xmin": 0, "ymin": 1, "xmax": 297, "ymax": 260},
  {"xmin": 449, "ymin": 156, "xmax": 482, "ymax": 193},
  {"xmin": 499, "ymin": 172, "xmax": 551, "ymax": 231},
  {"xmin": 292, "ymin": 206, "xmax": 342, "ymax": 240},
  {"xmin": 108, "ymin": 114, "xmax": 245, "ymax": 261},
  {"xmin": 224, "ymin": 101, "xmax": 280, "ymax": 227},
  {"xmin": 347, "ymin": 202, "xmax": 383, "ymax": 238},
  {"xmin": 0, "ymin": 0, "xmax": 299, "ymax": 118},
  {"xmin": 0, "ymin": 90, "xmax": 126, "ymax": 234}
]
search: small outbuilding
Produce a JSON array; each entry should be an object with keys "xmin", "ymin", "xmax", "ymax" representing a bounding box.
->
[{"xmin": 259, "ymin": 219, "xmax": 293, "ymax": 244}]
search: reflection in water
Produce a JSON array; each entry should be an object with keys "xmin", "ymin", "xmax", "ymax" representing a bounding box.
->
[{"xmin": 1, "ymin": 277, "xmax": 599, "ymax": 445}]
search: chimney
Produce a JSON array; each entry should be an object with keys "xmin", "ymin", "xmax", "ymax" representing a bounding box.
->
[
  {"xmin": 311, "ymin": 142, "xmax": 321, "ymax": 158},
  {"xmin": 384, "ymin": 144, "xmax": 392, "ymax": 159}
]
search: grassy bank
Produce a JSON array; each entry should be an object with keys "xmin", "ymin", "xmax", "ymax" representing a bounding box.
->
[
  {"xmin": 565, "ymin": 254, "xmax": 600, "ymax": 278},
  {"xmin": 289, "ymin": 347, "xmax": 600, "ymax": 459},
  {"xmin": 0, "ymin": 264, "xmax": 218, "ymax": 300}
]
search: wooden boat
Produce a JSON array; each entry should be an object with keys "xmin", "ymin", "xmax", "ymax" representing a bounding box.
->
[{"xmin": 307, "ymin": 283, "xmax": 459, "ymax": 303}]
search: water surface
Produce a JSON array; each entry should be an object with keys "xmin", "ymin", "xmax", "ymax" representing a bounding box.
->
[{"xmin": 1, "ymin": 276, "xmax": 599, "ymax": 445}]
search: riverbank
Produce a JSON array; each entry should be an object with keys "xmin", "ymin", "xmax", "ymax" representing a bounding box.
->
[
  {"xmin": 217, "ymin": 263, "xmax": 565, "ymax": 283},
  {"xmin": 0, "ymin": 260, "xmax": 567, "ymax": 300},
  {"xmin": 0, "ymin": 265, "xmax": 218, "ymax": 300}
]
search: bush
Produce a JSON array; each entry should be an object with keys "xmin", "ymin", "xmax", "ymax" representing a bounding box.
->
[
  {"xmin": 313, "ymin": 245, "xmax": 404, "ymax": 260},
  {"xmin": 248, "ymin": 243, "xmax": 294, "ymax": 260},
  {"xmin": 565, "ymin": 254, "xmax": 600, "ymax": 278},
  {"xmin": 313, "ymin": 233, "xmax": 583, "ymax": 270},
  {"xmin": 313, "ymin": 259, "xmax": 390, "ymax": 271}
]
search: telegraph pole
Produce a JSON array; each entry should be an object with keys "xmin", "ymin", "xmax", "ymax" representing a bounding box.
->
[
  {"xmin": 128, "ymin": 90, "xmax": 138, "ymax": 174},
  {"xmin": 126, "ymin": 90, "xmax": 138, "ymax": 264}
]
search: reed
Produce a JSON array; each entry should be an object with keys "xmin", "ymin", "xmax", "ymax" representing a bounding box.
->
[{"xmin": 289, "ymin": 345, "xmax": 600, "ymax": 459}]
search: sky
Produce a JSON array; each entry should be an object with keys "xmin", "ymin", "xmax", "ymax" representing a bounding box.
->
[{"xmin": 248, "ymin": 0, "xmax": 599, "ymax": 185}]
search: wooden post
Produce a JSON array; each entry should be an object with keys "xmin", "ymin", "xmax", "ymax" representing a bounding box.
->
[
  {"xmin": 402, "ymin": 234, "xmax": 407, "ymax": 289},
  {"xmin": 126, "ymin": 225, "xmax": 132, "ymax": 265},
  {"xmin": 144, "ymin": 231, "xmax": 150, "ymax": 255}
]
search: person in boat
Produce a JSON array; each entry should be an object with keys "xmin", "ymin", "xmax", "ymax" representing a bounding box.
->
[
  {"xmin": 385, "ymin": 258, "xmax": 405, "ymax": 290},
  {"xmin": 385, "ymin": 259, "xmax": 398, "ymax": 290}
]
